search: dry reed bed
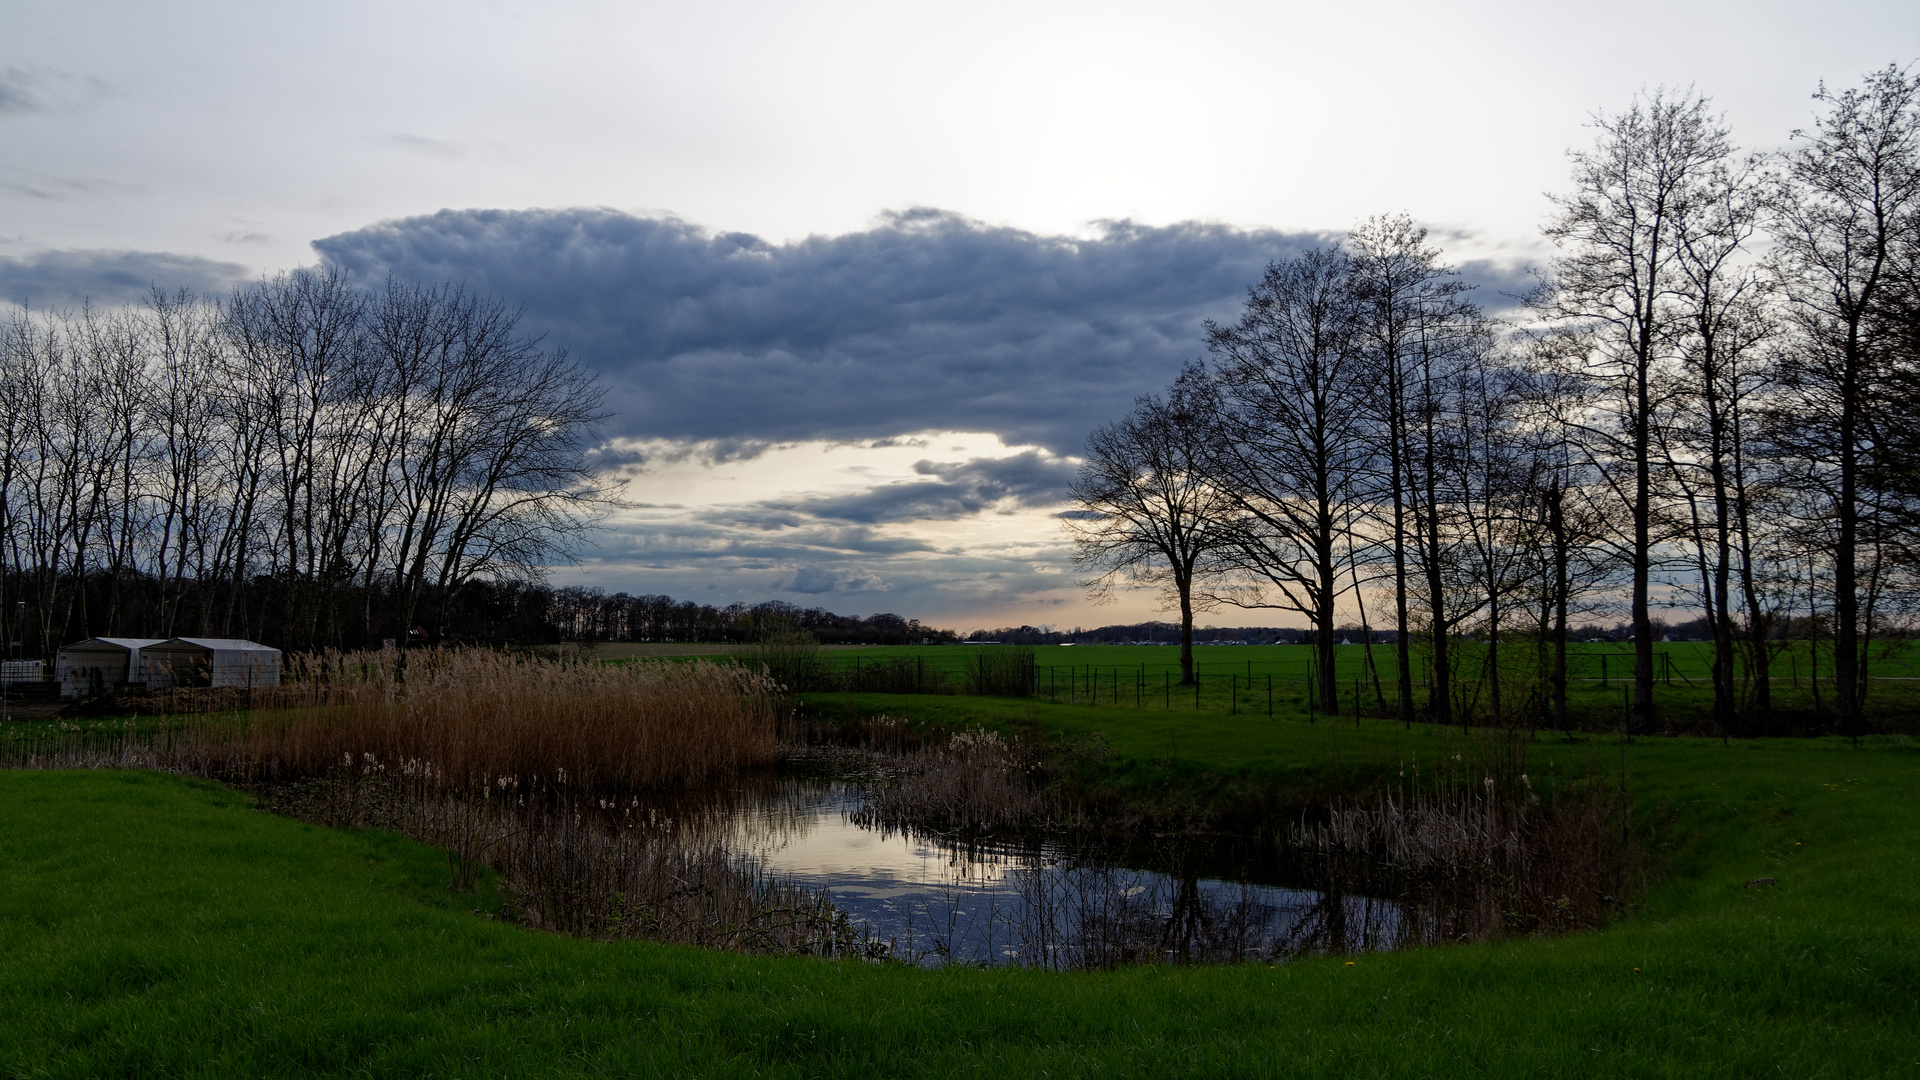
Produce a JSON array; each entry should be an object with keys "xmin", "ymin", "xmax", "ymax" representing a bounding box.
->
[
  {"xmin": 178, "ymin": 648, "xmax": 783, "ymax": 792},
  {"xmin": 1289, "ymin": 779, "xmax": 1637, "ymax": 936},
  {"xmin": 266, "ymin": 770, "xmax": 884, "ymax": 957},
  {"xmin": 849, "ymin": 728, "xmax": 1051, "ymax": 835}
]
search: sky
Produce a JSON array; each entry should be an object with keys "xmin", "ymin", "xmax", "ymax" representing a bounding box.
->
[{"xmin": 2, "ymin": 1, "xmax": 1916, "ymax": 632}]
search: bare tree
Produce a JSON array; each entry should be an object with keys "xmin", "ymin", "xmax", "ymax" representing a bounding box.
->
[
  {"xmin": 1348, "ymin": 214, "xmax": 1478, "ymax": 726},
  {"xmin": 1066, "ymin": 381, "xmax": 1239, "ymax": 685},
  {"xmin": 1203, "ymin": 248, "xmax": 1371, "ymax": 714},
  {"xmin": 1535, "ymin": 88, "xmax": 1736, "ymax": 733},
  {"xmin": 1767, "ymin": 64, "xmax": 1920, "ymax": 739},
  {"xmin": 145, "ymin": 289, "xmax": 227, "ymax": 637},
  {"xmin": 0, "ymin": 268, "xmax": 616, "ymax": 658},
  {"xmin": 1450, "ymin": 353, "xmax": 1545, "ymax": 723},
  {"xmin": 1643, "ymin": 134, "xmax": 1778, "ymax": 737},
  {"xmin": 365, "ymin": 279, "xmax": 610, "ymax": 638},
  {"xmin": 1865, "ymin": 230, "xmax": 1920, "ymax": 558},
  {"xmin": 224, "ymin": 266, "xmax": 370, "ymax": 648}
]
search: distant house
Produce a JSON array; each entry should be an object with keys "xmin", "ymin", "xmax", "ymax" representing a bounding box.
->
[
  {"xmin": 55, "ymin": 638, "xmax": 167, "ymax": 698},
  {"xmin": 142, "ymin": 638, "xmax": 282, "ymax": 690}
]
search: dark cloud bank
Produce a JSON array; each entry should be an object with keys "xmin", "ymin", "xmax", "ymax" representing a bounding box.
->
[
  {"xmin": 0, "ymin": 209, "xmax": 1528, "ymax": 617},
  {"xmin": 315, "ymin": 207, "xmax": 1342, "ymax": 456},
  {"xmin": 7, "ymin": 208, "xmax": 1529, "ymax": 460},
  {"xmin": 313, "ymin": 206, "xmax": 1532, "ymax": 617},
  {"xmin": 0, "ymin": 249, "xmax": 249, "ymax": 309}
]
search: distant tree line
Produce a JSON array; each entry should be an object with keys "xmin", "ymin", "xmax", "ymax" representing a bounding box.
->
[
  {"xmin": 0, "ymin": 268, "xmax": 611, "ymax": 657},
  {"xmin": 964, "ymin": 615, "xmax": 1795, "ymax": 648},
  {"xmin": 544, "ymin": 590, "xmax": 958, "ymax": 646},
  {"xmin": 1070, "ymin": 66, "xmax": 1920, "ymax": 738},
  {"xmin": 963, "ymin": 622, "xmax": 1308, "ymax": 645}
]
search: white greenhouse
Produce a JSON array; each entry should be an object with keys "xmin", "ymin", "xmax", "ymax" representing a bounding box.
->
[
  {"xmin": 141, "ymin": 638, "xmax": 283, "ymax": 690},
  {"xmin": 55, "ymin": 637, "xmax": 167, "ymax": 698}
]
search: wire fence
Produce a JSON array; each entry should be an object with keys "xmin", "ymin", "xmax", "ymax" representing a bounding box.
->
[
  {"xmin": 747, "ymin": 642, "xmax": 1908, "ymax": 732},
  {"xmin": 768, "ymin": 646, "xmax": 1712, "ymax": 700}
]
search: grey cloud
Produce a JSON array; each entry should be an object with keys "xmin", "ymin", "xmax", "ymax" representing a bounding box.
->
[
  {"xmin": 1, "ymin": 175, "xmax": 142, "ymax": 202},
  {"xmin": 0, "ymin": 249, "xmax": 251, "ymax": 308},
  {"xmin": 618, "ymin": 516, "xmax": 938, "ymax": 560},
  {"xmin": 1455, "ymin": 258, "xmax": 1542, "ymax": 311},
  {"xmin": 563, "ymin": 530, "xmax": 1073, "ymax": 622},
  {"xmin": 0, "ymin": 67, "xmax": 108, "ymax": 117},
  {"xmin": 917, "ymin": 452, "xmax": 1079, "ymax": 497},
  {"xmin": 311, "ymin": 205, "xmax": 1528, "ymax": 622},
  {"xmin": 389, "ymin": 134, "xmax": 471, "ymax": 159},
  {"xmin": 314, "ymin": 207, "xmax": 1341, "ymax": 454},
  {"xmin": 583, "ymin": 444, "xmax": 650, "ymax": 472},
  {"xmin": 0, "ymin": 78, "xmax": 33, "ymax": 114},
  {"xmin": 785, "ymin": 567, "xmax": 887, "ymax": 594},
  {"xmin": 791, "ymin": 451, "xmax": 1078, "ymax": 524}
]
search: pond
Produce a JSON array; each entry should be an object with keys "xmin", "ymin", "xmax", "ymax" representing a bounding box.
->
[{"xmin": 675, "ymin": 775, "xmax": 1403, "ymax": 967}]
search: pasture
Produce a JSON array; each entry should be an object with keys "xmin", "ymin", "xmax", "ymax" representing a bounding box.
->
[
  {"xmin": 730, "ymin": 639, "xmax": 1920, "ymax": 734},
  {"xmin": 4, "ymin": 683, "xmax": 1918, "ymax": 1076}
]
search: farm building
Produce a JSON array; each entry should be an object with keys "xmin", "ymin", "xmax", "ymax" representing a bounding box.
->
[
  {"xmin": 142, "ymin": 638, "xmax": 283, "ymax": 690},
  {"xmin": 55, "ymin": 638, "xmax": 167, "ymax": 698}
]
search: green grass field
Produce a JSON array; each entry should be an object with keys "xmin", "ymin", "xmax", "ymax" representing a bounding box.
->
[
  {"xmin": 4, "ymin": 693, "xmax": 1918, "ymax": 1077},
  {"xmin": 755, "ymin": 640, "xmax": 1920, "ymax": 733}
]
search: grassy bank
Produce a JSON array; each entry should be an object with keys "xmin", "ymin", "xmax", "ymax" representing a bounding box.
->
[{"xmin": 5, "ymin": 702, "xmax": 1918, "ymax": 1076}]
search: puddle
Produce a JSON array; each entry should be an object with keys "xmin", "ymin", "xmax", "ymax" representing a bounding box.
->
[{"xmin": 646, "ymin": 775, "xmax": 1403, "ymax": 967}]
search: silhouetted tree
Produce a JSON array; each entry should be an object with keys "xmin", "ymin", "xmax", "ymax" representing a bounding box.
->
[
  {"xmin": 1767, "ymin": 64, "xmax": 1920, "ymax": 739},
  {"xmin": 1203, "ymin": 248, "xmax": 1371, "ymax": 714},
  {"xmin": 1067, "ymin": 381, "xmax": 1239, "ymax": 685},
  {"xmin": 1535, "ymin": 88, "xmax": 1737, "ymax": 734}
]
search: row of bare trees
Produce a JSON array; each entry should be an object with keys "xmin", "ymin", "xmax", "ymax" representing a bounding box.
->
[
  {"xmin": 1070, "ymin": 66, "xmax": 1920, "ymax": 737},
  {"xmin": 0, "ymin": 267, "xmax": 612, "ymax": 656}
]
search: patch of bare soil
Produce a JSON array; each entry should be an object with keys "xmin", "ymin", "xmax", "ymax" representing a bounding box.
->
[{"xmin": 0, "ymin": 698, "xmax": 65, "ymax": 721}]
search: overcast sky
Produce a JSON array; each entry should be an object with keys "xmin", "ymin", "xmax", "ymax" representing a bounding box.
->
[{"xmin": 3, "ymin": 1, "xmax": 1916, "ymax": 630}]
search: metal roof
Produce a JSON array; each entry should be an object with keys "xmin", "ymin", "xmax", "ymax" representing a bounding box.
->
[
  {"xmin": 60, "ymin": 637, "xmax": 168, "ymax": 651},
  {"xmin": 152, "ymin": 638, "xmax": 280, "ymax": 652}
]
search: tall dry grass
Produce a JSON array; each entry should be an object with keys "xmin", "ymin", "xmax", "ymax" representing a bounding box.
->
[
  {"xmin": 851, "ymin": 728, "xmax": 1051, "ymax": 836},
  {"xmin": 175, "ymin": 647, "xmax": 783, "ymax": 792},
  {"xmin": 261, "ymin": 770, "xmax": 885, "ymax": 956},
  {"xmin": 1288, "ymin": 777, "xmax": 1637, "ymax": 939}
]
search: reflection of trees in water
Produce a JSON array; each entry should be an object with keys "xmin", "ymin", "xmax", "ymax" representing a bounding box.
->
[
  {"xmin": 1269, "ymin": 888, "xmax": 1405, "ymax": 956},
  {"xmin": 864, "ymin": 845, "xmax": 1404, "ymax": 970},
  {"xmin": 1009, "ymin": 857, "xmax": 1377, "ymax": 970}
]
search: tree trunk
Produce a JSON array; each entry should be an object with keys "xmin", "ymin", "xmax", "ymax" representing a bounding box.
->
[
  {"xmin": 1632, "ymin": 358, "xmax": 1655, "ymax": 735},
  {"xmin": 1177, "ymin": 572, "xmax": 1196, "ymax": 686},
  {"xmin": 1835, "ymin": 350, "xmax": 1860, "ymax": 743}
]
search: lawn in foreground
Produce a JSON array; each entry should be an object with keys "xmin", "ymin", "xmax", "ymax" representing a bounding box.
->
[{"xmin": 2, "ymin": 718, "xmax": 1917, "ymax": 1077}]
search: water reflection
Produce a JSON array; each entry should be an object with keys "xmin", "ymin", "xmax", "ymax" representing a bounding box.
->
[{"xmin": 634, "ymin": 775, "xmax": 1401, "ymax": 968}]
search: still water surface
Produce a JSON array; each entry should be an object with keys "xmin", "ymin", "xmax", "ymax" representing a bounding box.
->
[{"xmin": 682, "ymin": 778, "xmax": 1400, "ymax": 966}]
